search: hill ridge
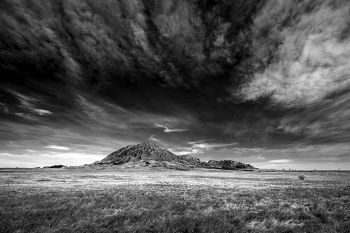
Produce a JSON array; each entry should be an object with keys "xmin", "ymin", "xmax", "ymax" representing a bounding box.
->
[{"xmin": 93, "ymin": 142, "xmax": 255, "ymax": 170}]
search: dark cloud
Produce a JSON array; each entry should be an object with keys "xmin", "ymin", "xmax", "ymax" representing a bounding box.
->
[{"xmin": 0, "ymin": 0, "xmax": 349, "ymax": 168}]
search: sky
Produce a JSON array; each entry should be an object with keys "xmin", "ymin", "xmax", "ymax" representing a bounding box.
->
[{"xmin": 0, "ymin": 0, "xmax": 350, "ymax": 169}]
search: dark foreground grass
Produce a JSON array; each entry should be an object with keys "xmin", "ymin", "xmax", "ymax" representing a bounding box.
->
[{"xmin": 0, "ymin": 169, "xmax": 349, "ymax": 233}]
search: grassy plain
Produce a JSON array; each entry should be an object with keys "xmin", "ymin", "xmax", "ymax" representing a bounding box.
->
[{"xmin": 0, "ymin": 167, "xmax": 349, "ymax": 233}]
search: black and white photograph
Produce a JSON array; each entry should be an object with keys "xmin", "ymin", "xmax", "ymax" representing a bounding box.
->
[{"xmin": 0, "ymin": 0, "xmax": 349, "ymax": 232}]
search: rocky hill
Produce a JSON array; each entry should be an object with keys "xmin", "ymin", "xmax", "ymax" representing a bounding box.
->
[
  {"xmin": 92, "ymin": 142, "xmax": 255, "ymax": 170},
  {"xmin": 96, "ymin": 142, "xmax": 178, "ymax": 164}
]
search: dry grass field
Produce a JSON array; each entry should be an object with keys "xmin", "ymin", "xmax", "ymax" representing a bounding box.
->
[{"xmin": 0, "ymin": 168, "xmax": 349, "ymax": 233}]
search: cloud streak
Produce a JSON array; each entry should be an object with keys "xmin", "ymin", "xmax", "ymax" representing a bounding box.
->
[
  {"xmin": 268, "ymin": 159, "xmax": 291, "ymax": 164},
  {"xmin": 154, "ymin": 123, "xmax": 188, "ymax": 133},
  {"xmin": 33, "ymin": 109, "xmax": 52, "ymax": 116},
  {"xmin": 170, "ymin": 141, "xmax": 237, "ymax": 155},
  {"xmin": 45, "ymin": 145, "xmax": 70, "ymax": 151}
]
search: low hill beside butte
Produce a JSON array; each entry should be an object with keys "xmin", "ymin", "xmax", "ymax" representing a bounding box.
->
[{"xmin": 92, "ymin": 142, "xmax": 255, "ymax": 171}]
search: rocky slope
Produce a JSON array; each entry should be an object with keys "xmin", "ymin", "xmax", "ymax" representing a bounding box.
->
[{"xmin": 93, "ymin": 142, "xmax": 255, "ymax": 170}]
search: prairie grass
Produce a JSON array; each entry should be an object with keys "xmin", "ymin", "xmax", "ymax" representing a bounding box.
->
[{"xmin": 0, "ymin": 168, "xmax": 349, "ymax": 232}]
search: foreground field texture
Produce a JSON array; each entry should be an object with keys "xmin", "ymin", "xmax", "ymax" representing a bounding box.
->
[{"xmin": 0, "ymin": 168, "xmax": 349, "ymax": 233}]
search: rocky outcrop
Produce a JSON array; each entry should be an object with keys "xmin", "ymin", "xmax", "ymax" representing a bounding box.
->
[
  {"xmin": 178, "ymin": 154, "xmax": 201, "ymax": 166},
  {"xmin": 204, "ymin": 160, "xmax": 255, "ymax": 170},
  {"xmin": 43, "ymin": 165, "xmax": 67, "ymax": 168}
]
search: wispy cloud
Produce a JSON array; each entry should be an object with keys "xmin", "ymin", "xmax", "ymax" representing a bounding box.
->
[
  {"xmin": 154, "ymin": 123, "xmax": 188, "ymax": 133},
  {"xmin": 7, "ymin": 90, "xmax": 52, "ymax": 117},
  {"xmin": 26, "ymin": 149, "xmax": 37, "ymax": 153},
  {"xmin": 45, "ymin": 145, "xmax": 70, "ymax": 151},
  {"xmin": 149, "ymin": 135, "xmax": 160, "ymax": 142},
  {"xmin": 0, "ymin": 103, "xmax": 9, "ymax": 113},
  {"xmin": 170, "ymin": 141, "xmax": 237, "ymax": 155},
  {"xmin": 193, "ymin": 142, "xmax": 237, "ymax": 151},
  {"xmin": 14, "ymin": 112, "xmax": 36, "ymax": 120},
  {"xmin": 33, "ymin": 109, "xmax": 52, "ymax": 116},
  {"xmin": 188, "ymin": 139, "xmax": 215, "ymax": 145},
  {"xmin": 268, "ymin": 159, "xmax": 291, "ymax": 164}
]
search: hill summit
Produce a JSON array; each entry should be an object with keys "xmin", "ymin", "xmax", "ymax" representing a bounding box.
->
[
  {"xmin": 96, "ymin": 142, "xmax": 186, "ymax": 164},
  {"xmin": 93, "ymin": 142, "xmax": 255, "ymax": 170}
]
